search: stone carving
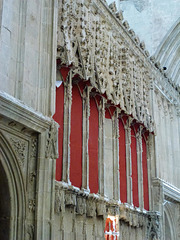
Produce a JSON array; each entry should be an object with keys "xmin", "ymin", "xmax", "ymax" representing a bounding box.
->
[
  {"xmin": 10, "ymin": 137, "xmax": 27, "ymax": 167},
  {"xmin": 55, "ymin": 186, "xmax": 62, "ymax": 214},
  {"xmin": 29, "ymin": 172, "xmax": 36, "ymax": 184},
  {"xmin": 45, "ymin": 121, "xmax": 59, "ymax": 159},
  {"xmin": 97, "ymin": 201, "xmax": 106, "ymax": 216},
  {"xmin": 146, "ymin": 212, "xmax": 161, "ymax": 240},
  {"xmin": 116, "ymin": 10, "xmax": 124, "ymax": 21},
  {"xmin": 28, "ymin": 199, "xmax": 36, "ymax": 212},
  {"xmin": 76, "ymin": 196, "xmax": 86, "ymax": 215},
  {"xmin": 26, "ymin": 224, "xmax": 34, "ymax": 240},
  {"xmin": 86, "ymin": 199, "xmax": 96, "ymax": 217},
  {"xmin": 65, "ymin": 191, "xmax": 76, "ymax": 206},
  {"xmin": 57, "ymin": 0, "xmax": 155, "ymax": 132},
  {"xmin": 31, "ymin": 138, "xmax": 37, "ymax": 159},
  {"xmin": 119, "ymin": 204, "xmax": 127, "ymax": 221},
  {"xmin": 109, "ymin": 2, "xmax": 117, "ymax": 13}
]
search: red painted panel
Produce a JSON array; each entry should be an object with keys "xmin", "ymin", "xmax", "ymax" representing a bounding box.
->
[
  {"xmin": 89, "ymin": 97, "xmax": 99, "ymax": 193},
  {"xmin": 70, "ymin": 84, "xmax": 83, "ymax": 188},
  {"xmin": 105, "ymin": 108, "xmax": 111, "ymax": 119},
  {"xmin": 142, "ymin": 136, "xmax": 149, "ymax": 210},
  {"xmin": 131, "ymin": 128, "xmax": 139, "ymax": 207},
  {"xmin": 53, "ymin": 83, "xmax": 64, "ymax": 181},
  {"xmin": 119, "ymin": 119, "xmax": 127, "ymax": 203},
  {"xmin": 60, "ymin": 67, "xmax": 70, "ymax": 81}
]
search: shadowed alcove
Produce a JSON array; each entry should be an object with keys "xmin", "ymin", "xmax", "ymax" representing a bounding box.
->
[{"xmin": 0, "ymin": 160, "xmax": 11, "ymax": 240}]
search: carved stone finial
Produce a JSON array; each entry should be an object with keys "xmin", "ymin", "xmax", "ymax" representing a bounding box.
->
[
  {"xmin": 140, "ymin": 41, "xmax": 145, "ymax": 50},
  {"xmin": 116, "ymin": 10, "xmax": 124, "ymax": 21},
  {"xmin": 109, "ymin": 1, "xmax": 117, "ymax": 13},
  {"xmin": 150, "ymin": 56, "xmax": 155, "ymax": 63},
  {"xmin": 123, "ymin": 20, "xmax": 130, "ymax": 29},
  {"xmin": 129, "ymin": 29, "xmax": 135, "ymax": 37},
  {"xmin": 134, "ymin": 35, "xmax": 140, "ymax": 45},
  {"xmin": 145, "ymin": 50, "xmax": 150, "ymax": 57},
  {"xmin": 155, "ymin": 62, "xmax": 161, "ymax": 69}
]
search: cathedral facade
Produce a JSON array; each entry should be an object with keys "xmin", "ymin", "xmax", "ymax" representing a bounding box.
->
[{"xmin": 0, "ymin": 0, "xmax": 179, "ymax": 239}]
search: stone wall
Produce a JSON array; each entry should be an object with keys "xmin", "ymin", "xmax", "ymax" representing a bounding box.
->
[
  {"xmin": 0, "ymin": 0, "xmax": 57, "ymax": 116},
  {"xmin": 54, "ymin": 181, "xmax": 160, "ymax": 240},
  {"xmin": 56, "ymin": 1, "xmax": 180, "ymax": 239},
  {"xmin": 0, "ymin": 92, "xmax": 58, "ymax": 240},
  {"xmin": 0, "ymin": 0, "xmax": 179, "ymax": 239}
]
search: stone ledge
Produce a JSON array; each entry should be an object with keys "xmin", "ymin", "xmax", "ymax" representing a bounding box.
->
[
  {"xmin": 55, "ymin": 181, "xmax": 159, "ymax": 228},
  {"xmin": 152, "ymin": 178, "xmax": 180, "ymax": 203},
  {"xmin": 0, "ymin": 91, "xmax": 55, "ymax": 133}
]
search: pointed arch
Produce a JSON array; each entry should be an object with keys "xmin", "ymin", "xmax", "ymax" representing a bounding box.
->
[
  {"xmin": 164, "ymin": 202, "xmax": 176, "ymax": 240},
  {"xmin": 155, "ymin": 17, "xmax": 180, "ymax": 86},
  {"xmin": 0, "ymin": 131, "xmax": 26, "ymax": 240}
]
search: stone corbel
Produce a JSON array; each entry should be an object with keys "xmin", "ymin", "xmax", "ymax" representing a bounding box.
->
[
  {"xmin": 76, "ymin": 196, "xmax": 86, "ymax": 215},
  {"xmin": 55, "ymin": 185, "xmax": 65, "ymax": 214},
  {"xmin": 86, "ymin": 198, "xmax": 96, "ymax": 217},
  {"xmin": 119, "ymin": 204, "xmax": 127, "ymax": 221},
  {"xmin": 132, "ymin": 211, "xmax": 139, "ymax": 227},
  {"xmin": 107, "ymin": 202, "xmax": 120, "ymax": 217},
  {"xmin": 96, "ymin": 200, "xmax": 106, "ymax": 217},
  {"xmin": 65, "ymin": 189, "xmax": 77, "ymax": 207}
]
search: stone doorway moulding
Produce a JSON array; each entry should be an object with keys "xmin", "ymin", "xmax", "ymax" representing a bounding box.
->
[
  {"xmin": 0, "ymin": 91, "xmax": 58, "ymax": 240},
  {"xmin": 164, "ymin": 202, "xmax": 176, "ymax": 240},
  {"xmin": 0, "ymin": 132, "xmax": 26, "ymax": 240}
]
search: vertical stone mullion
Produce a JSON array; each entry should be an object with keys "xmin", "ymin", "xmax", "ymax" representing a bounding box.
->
[
  {"xmin": 112, "ymin": 109, "xmax": 120, "ymax": 201},
  {"xmin": 146, "ymin": 133, "xmax": 154, "ymax": 211},
  {"xmin": 81, "ymin": 86, "xmax": 92, "ymax": 191},
  {"xmin": 125, "ymin": 118, "xmax": 133, "ymax": 205},
  {"xmin": 136, "ymin": 126, "xmax": 144, "ymax": 210},
  {"xmin": 62, "ymin": 70, "xmax": 72, "ymax": 184},
  {"xmin": 98, "ymin": 97, "xmax": 106, "ymax": 196}
]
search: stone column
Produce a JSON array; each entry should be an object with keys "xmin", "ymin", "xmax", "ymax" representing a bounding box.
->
[
  {"xmin": 81, "ymin": 86, "xmax": 92, "ymax": 192},
  {"xmin": 136, "ymin": 126, "xmax": 144, "ymax": 210},
  {"xmin": 146, "ymin": 133, "xmax": 155, "ymax": 211},
  {"xmin": 125, "ymin": 117, "xmax": 133, "ymax": 205},
  {"xmin": 62, "ymin": 70, "xmax": 72, "ymax": 184},
  {"xmin": 112, "ymin": 108, "xmax": 120, "ymax": 201},
  {"xmin": 98, "ymin": 97, "xmax": 106, "ymax": 196}
]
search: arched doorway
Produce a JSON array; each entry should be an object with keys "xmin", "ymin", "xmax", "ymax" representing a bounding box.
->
[
  {"xmin": 0, "ymin": 132, "xmax": 26, "ymax": 240},
  {"xmin": 0, "ymin": 160, "xmax": 11, "ymax": 239},
  {"xmin": 164, "ymin": 212, "xmax": 172, "ymax": 240},
  {"xmin": 164, "ymin": 202, "xmax": 176, "ymax": 240}
]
